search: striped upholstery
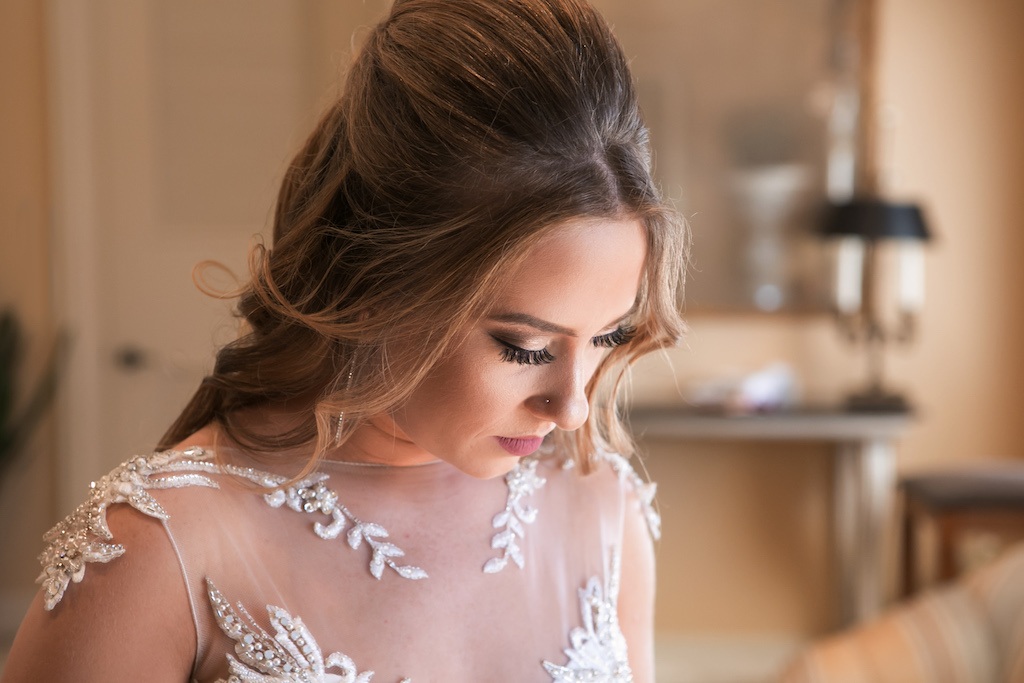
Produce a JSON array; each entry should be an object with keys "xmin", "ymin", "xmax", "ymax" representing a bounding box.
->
[{"xmin": 779, "ymin": 544, "xmax": 1024, "ymax": 683}]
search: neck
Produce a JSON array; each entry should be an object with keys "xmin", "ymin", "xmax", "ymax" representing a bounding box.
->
[
  {"xmin": 184, "ymin": 404, "xmax": 438, "ymax": 468},
  {"xmin": 333, "ymin": 414, "xmax": 439, "ymax": 467}
]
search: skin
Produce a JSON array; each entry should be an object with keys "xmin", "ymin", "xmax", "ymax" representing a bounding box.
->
[
  {"xmin": 0, "ymin": 215, "xmax": 657, "ymax": 683},
  {"xmin": 338, "ymin": 215, "xmax": 649, "ymax": 479}
]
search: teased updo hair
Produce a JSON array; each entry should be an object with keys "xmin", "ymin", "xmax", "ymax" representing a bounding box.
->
[{"xmin": 159, "ymin": 0, "xmax": 688, "ymax": 474}]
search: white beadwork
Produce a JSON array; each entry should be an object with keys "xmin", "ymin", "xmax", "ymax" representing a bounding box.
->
[
  {"xmin": 483, "ymin": 456, "xmax": 547, "ymax": 573},
  {"xmin": 599, "ymin": 452, "xmax": 661, "ymax": 541},
  {"xmin": 262, "ymin": 474, "xmax": 427, "ymax": 581},
  {"xmin": 542, "ymin": 552, "xmax": 633, "ymax": 683},
  {"xmin": 206, "ymin": 563, "xmax": 632, "ymax": 683},
  {"xmin": 37, "ymin": 447, "xmax": 219, "ymax": 610},
  {"xmin": 206, "ymin": 579, "xmax": 409, "ymax": 683},
  {"xmin": 37, "ymin": 448, "xmax": 653, "ymax": 682}
]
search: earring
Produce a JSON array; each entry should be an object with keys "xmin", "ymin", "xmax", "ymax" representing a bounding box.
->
[{"xmin": 333, "ymin": 364, "xmax": 356, "ymax": 444}]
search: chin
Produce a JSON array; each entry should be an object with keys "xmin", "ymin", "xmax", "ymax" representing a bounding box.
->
[{"xmin": 453, "ymin": 453, "xmax": 523, "ymax": 480}]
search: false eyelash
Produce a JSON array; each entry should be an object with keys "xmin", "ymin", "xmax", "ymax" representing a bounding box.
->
[
  {"xmin": 496, "ymin": 339, "xmax": 556, "ymax": 366},
  {"xmin": 592, "ymin": 325, "xmax": 636, "ymax": 349}
]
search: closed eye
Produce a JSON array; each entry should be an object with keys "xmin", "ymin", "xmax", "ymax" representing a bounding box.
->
[
  {"xmin": 591, "ymin": 325, "xmax": 635, "ymax": 349},
  {"xmin": 493, "ymin": 337, "xmax": 556, "ymax": 366}
]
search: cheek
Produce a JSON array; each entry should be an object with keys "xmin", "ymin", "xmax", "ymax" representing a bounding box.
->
[{"xmin": 403, "ymin": 342, "xmax": 524, "ymax": 432}]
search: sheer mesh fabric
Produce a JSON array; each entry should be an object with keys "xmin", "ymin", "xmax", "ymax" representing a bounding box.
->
[{"xmin": 44, "ymin": 445, "xmax": 651, "ymax": 682}]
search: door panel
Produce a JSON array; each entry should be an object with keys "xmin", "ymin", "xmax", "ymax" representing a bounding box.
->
[{"xmin": 50, "ymin": 0, "xmax": 390, "ymax": 510}]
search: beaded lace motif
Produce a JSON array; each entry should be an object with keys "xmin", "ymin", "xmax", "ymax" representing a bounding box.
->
[
  {"xmin": 483, "ymin": 456, "xmax": 547, "ymax": 573},
  {"xmin": 597, "ymin": 451, "xmax": 660, "ymax": 541},
  {"xmin": 37, "ymin": 447, "xmax": 219, "ymax": 610},
  {"xmin": 38, "ymin": 448, "xmax": 427, "ymax": 596},
  {"xmin": 542, "ymin": 552, "xmax": 633, "ymax": 682},
  {"xmin": 207, "ymin": 579, "xmax": 409, "ymax": 683},
  {"xmin": 39, "ymin": 448, "xmax": 652, "ymax": 682},
  {"xmin": 263, "ymin": 475, "xmax": 427, "ymax": 580}
]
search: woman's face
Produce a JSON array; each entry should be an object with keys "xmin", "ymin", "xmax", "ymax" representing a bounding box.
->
[{"xmin": 352, "ymin": 216, "xmax": 648, "ymax": 479}]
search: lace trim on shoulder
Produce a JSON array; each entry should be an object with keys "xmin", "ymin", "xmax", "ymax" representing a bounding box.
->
[
  {"xmin": 160, "ymin": 458, "xmax": 427, "ymax": 581},
  {"xmin": 39, "ymin": 446, "xmax": 427, "ymax": 606},
  {"xmin": 542, "ymin": 551, "xmax": 634, "ymax": 682},
  {"xmin": 596, "ymin": 452, "xmax": 661, "ymax": 541},
  {"xmin": 206, "ymin": 579, "xmax": 410, "ymax": 683},
  {"xmin": 483, "ymin": 456, "xmax": 547, "ymax": 574},
  {"xmin": 40, "ymin": 445, "xmax": 549, "ymax": 610},
  {"xmin": 37, "ymin": 446, "xmax": 219, "ymax": 610}
]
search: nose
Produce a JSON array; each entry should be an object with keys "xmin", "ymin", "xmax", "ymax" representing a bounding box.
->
[{"xmin": 526, "ymin": 358, "xmax": 590, "ymax": 431}]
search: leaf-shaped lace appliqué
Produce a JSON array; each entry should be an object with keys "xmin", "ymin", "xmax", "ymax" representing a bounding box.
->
[
  {"xmin": 542, "ymin": 552, "xmax": 633, "ymax": 683},
  {"xmin": 206, "ymin": 579, "xmax": 411, "ymax": 683},
  {"xmin": 598, "ymin": 452, "xmax": 661, "ymax": 541},
  {"xmin": 483, "ymin": 456, "xmax": 547, "ymax": 573},
  {"xmin": 37, "ymin": 446, "xmax": 219, "ymax": 610},
  {"xmin": 261, "ymin": 475, "xmax": 427, "ymax": 581}
]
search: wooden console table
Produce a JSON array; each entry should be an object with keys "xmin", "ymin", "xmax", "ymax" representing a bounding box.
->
[{"xmin": 628, "ymin": 407, "xmax": 914, "ymax": 626}]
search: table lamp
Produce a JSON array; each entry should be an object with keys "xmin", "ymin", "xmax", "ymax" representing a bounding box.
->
[{"xmin": 821, "ymin": 198, "xmax": 932, "ymax": 412}]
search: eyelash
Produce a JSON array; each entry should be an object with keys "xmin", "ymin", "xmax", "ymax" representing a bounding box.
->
[
  {"xmin": 494, "ymin": 326, "xmax": 636, "ymax": 366},
  {"xmin": 592, "ymin": 325, "xmax": 636, "ymax": 349},
  {"xmin": 497, "ymin": 344, "xmax": 556, "ymax": 366}
]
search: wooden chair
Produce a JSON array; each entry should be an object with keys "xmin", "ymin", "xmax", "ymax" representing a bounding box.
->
[{"xmin": 901, "ymin": 464, "xmax": 1024, "ymax": 596}]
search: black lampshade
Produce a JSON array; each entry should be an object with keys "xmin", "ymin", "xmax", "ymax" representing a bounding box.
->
[{"xmin": 821, "ymin": 199, "xmax": 932, "ymax": 241}]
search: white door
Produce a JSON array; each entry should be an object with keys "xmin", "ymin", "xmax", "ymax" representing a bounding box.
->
[{"xmin": 48, "ymin": 0, "xmax": 389, "ymax": 513}]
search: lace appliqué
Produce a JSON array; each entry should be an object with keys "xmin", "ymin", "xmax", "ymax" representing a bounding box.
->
[
  {"xmin": 263, "ymin": 476, "xmax": 427, "ymax": 580},
  {"xmin": 483, "ymin": 456, "xmax": 547, "ymax": 573},
  {"xmin": 542, "ymin": 552, "xmax": 633, "ymax": 683},
  {"xmin": 37, "ymin": 446, "xmax": 219, "ymax": 610},
  {"xmin": 206, "ymin": 579, "xmax": 411, "ymax": 683},
  {"xmin": 598, "ymin": 452, "xmax": 661, "ymax": 541}
]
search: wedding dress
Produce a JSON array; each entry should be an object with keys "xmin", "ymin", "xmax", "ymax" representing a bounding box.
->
[{"xmin": 37, "ymin": 444, "xmax": 659, "ymax": 682}]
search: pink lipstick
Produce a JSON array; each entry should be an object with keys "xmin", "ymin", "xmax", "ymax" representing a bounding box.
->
[{"xmin": 495, "ymin": 436, "xmax": 544, "ymax": 456}]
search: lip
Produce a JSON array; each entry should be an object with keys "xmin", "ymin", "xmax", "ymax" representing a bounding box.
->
[{"xmin": 495, "ymin": 435, "xmax": 545, "ymax": 456}]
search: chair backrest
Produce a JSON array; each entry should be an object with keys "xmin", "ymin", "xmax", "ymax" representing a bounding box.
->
[
  {"xmin": 964, "ymin": 544, "xmax": 1024, "ymax": 683},
  {"xmin": 778, "ymin": 585, "xmax": 998, "ymax": 683},
  {"xmin": 777, "ymin": 543, "xmax": 1024, "ymax": 682}
]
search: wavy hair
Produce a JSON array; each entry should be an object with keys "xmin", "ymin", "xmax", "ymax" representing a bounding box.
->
[{"xmin": 158, "ymin": 0, "xmax": 689, "ymax": 475}]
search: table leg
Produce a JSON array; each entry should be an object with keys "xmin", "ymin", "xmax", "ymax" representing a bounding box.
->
[{"xmin": 834, "ymin": 438, "xmax": 897, "ymax": 626}]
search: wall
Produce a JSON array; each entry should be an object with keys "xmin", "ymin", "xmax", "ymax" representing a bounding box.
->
[
  {"xmin": 632, "ymin": 0, "xmax": 1024, "ymax": 641},
  {"xmin": 1, "ymin": 0, "xmax": 1022, "ymax": 662},
  {"xmin": 0, "ymin": 0, "xmax": 56, "ymax": 643},
  {"xmin": 878, "ymin": 0, "xmax": 1024, "ymax": 470}
]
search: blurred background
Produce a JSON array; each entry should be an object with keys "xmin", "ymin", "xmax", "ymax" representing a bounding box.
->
[{"xmin": 1, "ymin": 0, "xmax": 1023, "ymax": 681}]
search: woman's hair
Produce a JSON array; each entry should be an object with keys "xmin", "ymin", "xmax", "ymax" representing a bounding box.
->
[{"xmin": 158, "ymin": 0, "xmax": 688, "ymax": 474}]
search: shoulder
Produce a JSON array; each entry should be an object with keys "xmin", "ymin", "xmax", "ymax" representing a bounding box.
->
[
  {"xmin": 38, "ymin": 448, "xmax": 222, "ymax": 609},
  {"xmin": 4, "ymin": 453, "xmax": 204, "ymax": 681},
  {"xmin": 595, "ymin": 450, "xmax": 661, "ymax": 540},
  {"xmin": 535, "ymin": 448, "xmax": 661, "ymax": 542}
]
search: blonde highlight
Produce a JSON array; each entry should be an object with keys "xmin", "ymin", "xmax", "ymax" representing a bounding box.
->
[{"xmin": 158, "ymin": 0, "xmax": 689, "ymax": 477}]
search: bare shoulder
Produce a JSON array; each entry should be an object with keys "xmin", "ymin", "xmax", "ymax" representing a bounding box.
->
[
  {"xmin": 551, "ymin": 450, "xmax": 659, "ymax": 681},
  {"xmin": 0, "ymin": 449, "xmax": 222, "ymax": 682},
  {"xmin": 602, "ymin": 452, "xmax": 659, "ymax": 683},
  {"xmin": 2, "ymin": 502, "xmax": 196, "ymax": 682},
  {"xmin": 591, "ymin": 450, "xmax": 662, "ymax": 542}
]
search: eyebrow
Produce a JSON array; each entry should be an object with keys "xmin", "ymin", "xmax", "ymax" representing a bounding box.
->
[{"xmin": 487, "ymin": 306, "xmax": 636, "ymax": 337}]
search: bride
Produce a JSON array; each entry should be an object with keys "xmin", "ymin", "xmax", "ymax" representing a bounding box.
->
[{"xmin": 2, "ymin": 0, "xmax": 687, "ymax": 680}]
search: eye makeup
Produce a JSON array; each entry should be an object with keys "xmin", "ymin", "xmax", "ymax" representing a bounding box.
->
[
  {"xmin": 591, "ymin": 325, "xmax": 636, "ymax": 349},
  {"xmin": 494, "ymin": 338, "xmax": 556, "ymax": 366},
  {"xmin": 492, "ymin": 324, "xmax": 636, "ymax": 366}
]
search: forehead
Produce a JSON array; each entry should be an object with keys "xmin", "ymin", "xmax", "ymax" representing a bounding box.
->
[{"xmin": 486, "ymin": 217, "xmax": 647, "ymax": 326}]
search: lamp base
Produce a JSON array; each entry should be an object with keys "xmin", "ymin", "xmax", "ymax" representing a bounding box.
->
[{"xmin": 845, "ymin": 390, "xmax": 912, "ymax": 414}]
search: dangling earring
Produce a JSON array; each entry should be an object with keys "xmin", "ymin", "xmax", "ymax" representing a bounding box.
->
[{"xmin": 334, "ymin": 362, "xmax": 356, "ymax": 445}]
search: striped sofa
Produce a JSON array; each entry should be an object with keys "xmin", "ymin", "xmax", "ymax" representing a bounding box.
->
[{"xmin": 779, "ymin": 544, "xmax": 1024, "ymax": 683}]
